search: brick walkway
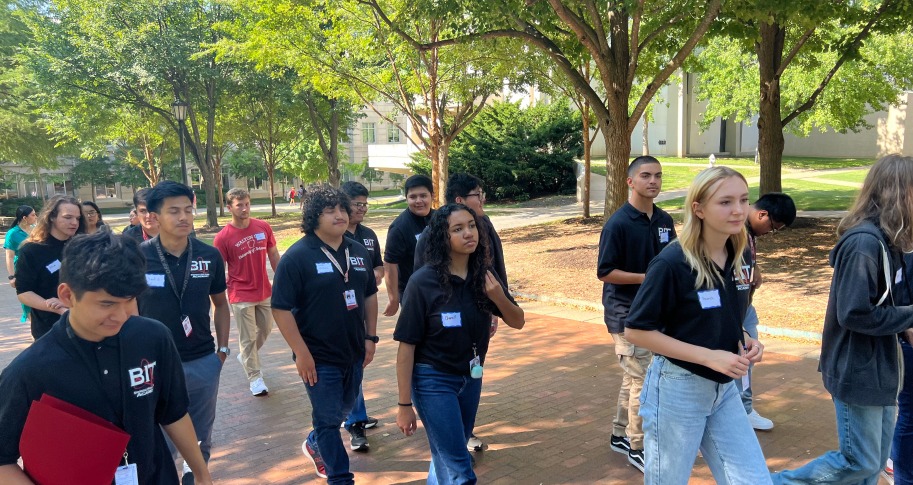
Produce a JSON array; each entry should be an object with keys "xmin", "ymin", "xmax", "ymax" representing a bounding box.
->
[{"xmin": 0, "ymin": 270, "xmax": 891, "ymax": 484}]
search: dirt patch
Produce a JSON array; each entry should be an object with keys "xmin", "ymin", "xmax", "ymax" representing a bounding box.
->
[{"xmin": 499, "ymin": 216, "xmax": 839, "ymax": 338}]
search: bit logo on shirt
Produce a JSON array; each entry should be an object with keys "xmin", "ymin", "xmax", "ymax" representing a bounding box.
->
[
  {"xmin": 128, "ymin": 359, "xmax": 157, "ymax": 398},
  {"xmin": 362, "ymin": 238, "xmax": 375, "ymax": 251},
  {"xmin": 191, "ymin": 258, "xmax": 212, "ymax": 278},
  {"xmin": 350, "ymin": 256, "xmax": 368, "ymax": 271},
  {"xmin": 735, "ymin": 264, "xmax": 752, "ymax": 291}
]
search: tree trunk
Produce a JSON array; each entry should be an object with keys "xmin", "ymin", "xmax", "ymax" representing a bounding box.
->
[
  {"xmin": 642, "ymin": 115, "xmax": 650, "ymax": 156},
  {"xmin": 603, "ymin": 121, "xmax": 631, "ymax": 217},
  {"xmin": 214, "ymin": 154, "xmax": 224, "ymax": 217},
  {"xmin": 267, "ymin": 165, "xmax": 277, "ymax": 217},
  {"xmin": 581, "ymin": 103, "xmax": 591, "ymax": 218},
  {"xmin": 756, "ymin": 21, "xmax": 786, "ymax": 195}
]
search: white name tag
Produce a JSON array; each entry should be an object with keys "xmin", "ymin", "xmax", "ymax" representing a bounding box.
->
[
  {"xmin": 659, "ymin": 229, "xmax": 669, "ymax": 243},
  {"xmin": 741, "ymin": 372, "xmax": 750, "ymax": 391},
  {"xmin": 316, "ymin": 262, "xmax": 333, "ymax": 274},
  {"xmin": 46, "ymin": 259, "xmax": 61, "ymax": 274},
  {"xmin": 114, "ymin": 463, "xmax": 139, "ymax": 485},
  {"xmin": 896, "ymin": 268, "xmax": 903, "ymax": 284},
  {"xmin": 697, "ymin": 289, "xmax": 722, "ymax": 309},
  {"xmin": 254, "ymin": 232, "xmax": 266, "ymax": 241},
  {"xmin": 442, "ymin": 312, "xmax": 462, "ymax": 328},
  {"xmin": 146, "ymin": 274, "xmax": 165, "ymax": 288}
]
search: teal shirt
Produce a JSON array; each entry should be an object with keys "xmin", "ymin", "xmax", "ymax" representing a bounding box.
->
[{"xmin": 3, "ymin": 225, "xmax": 28, "ymax": 261}]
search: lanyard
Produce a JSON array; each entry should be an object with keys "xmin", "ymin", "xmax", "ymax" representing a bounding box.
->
[
  {"xmin": 320, "ymin": 245, "xmax": 350, "ymax": 283},
  {"xmin": 65, "ymin": 321, "xmax": 127, "ymax": 430},
  {"xmin": 153, "ymin": 237, "xmax": 193, "ymax": 305}
]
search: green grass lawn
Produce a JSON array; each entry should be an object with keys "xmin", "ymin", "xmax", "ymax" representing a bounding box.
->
[
  {"xmin": 812, "ymin": 170, "xmax": 869, "ymax": 184},
  {"xmin": 370, "ymin": 188, "xmax": 401, "ymax": 197},
  {"xmin": 588, "ymin": 156, "xmax": 874, "ymax": 176},
  {"xmin": 657, "ymin": 179, "xmax": 860, "ymax": 212}
]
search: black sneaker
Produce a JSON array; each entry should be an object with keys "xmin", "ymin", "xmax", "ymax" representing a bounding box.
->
[
  {"xmin": 347, "ymin": 422, "xmax": 369, "ymax": 452},
  {"xmin": 628, "ymin": 449, "xmax": 645, "ymax": 473},
  {"xmin": 363, "ymin": 417, "xmax": 379, "ymax": 429},
  {"xmin": 610, "ymin": 435, "xmax": 630, "ymax": 455}
]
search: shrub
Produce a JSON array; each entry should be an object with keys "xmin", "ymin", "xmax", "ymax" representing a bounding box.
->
[{"xmin": 0, "ymin": 197, "xmax": 45, "ymax": 217}]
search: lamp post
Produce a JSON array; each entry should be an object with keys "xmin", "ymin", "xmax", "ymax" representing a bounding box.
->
[{"xmin": 171, "ymin": 99, "xmax": 189, "ymax": 186}]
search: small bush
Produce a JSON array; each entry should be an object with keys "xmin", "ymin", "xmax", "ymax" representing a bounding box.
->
[{"xmin": 0, "ymin": 197, "xmax": 45, "ymax": 217}]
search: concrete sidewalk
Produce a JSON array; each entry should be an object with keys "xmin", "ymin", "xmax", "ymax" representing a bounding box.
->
[{"xmin": 0, "ymin": 262, "xmax": 892, "ymax": 484}]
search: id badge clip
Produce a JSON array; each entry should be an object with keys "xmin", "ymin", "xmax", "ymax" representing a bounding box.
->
[
  {"xmin": 115, "ymin": 452, "xmax": 139, "ymax": 485},
  {"xmin": 344, "ymin": 289, "xmax": 358, "ymax": 311},
  {"xmin": 181, "ymin": 315, "xmax": 193, "ymax": 337},
  {"xmin": 469, "ymin": 344, "xmax": 483, "ymax": 379}
]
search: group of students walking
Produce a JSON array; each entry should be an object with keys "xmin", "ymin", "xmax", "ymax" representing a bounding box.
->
[
  {"xmin": 598, "ymin": 154, "xmax": 912, "ymax": 485},
  {"xmin": 0, "ymin": 153, "xmax": 912, "ymax": 485}
]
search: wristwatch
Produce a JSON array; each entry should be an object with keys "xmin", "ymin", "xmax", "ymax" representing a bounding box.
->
[
  {"xmin": 7, "ymin": 275, "xmax": 14, "ymax": 280},
  {"xmin": 365, "ymin": 335, "xmax": 379, "ymax": 344},
  {"xmin": 217, "ymin": 346, "xmax": 231, "ymax": 356}
]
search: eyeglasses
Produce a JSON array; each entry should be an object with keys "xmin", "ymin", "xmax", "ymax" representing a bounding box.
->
[
  {"xmin": 352, "ymin": 202, "xmax": 369, "ymax": 209},
  {"xmin": 465, "ymin": 191, "xmax": 486, "ymax": 201},
  {"xmin": 768, "ymin": 218, "xmax": 784, "ymax": 234},
  {"xmin": 84, "ymin": 210, "xmax": 98, "ymax": 216}
]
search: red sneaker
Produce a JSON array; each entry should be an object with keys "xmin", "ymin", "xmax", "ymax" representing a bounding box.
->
[{"xmin": 302, "ymin": 439, "xmax": 327, "ymax": 479}]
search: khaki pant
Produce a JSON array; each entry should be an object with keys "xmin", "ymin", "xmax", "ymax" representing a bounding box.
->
[
  {"xmin": 232, "ymin": 298, "xmax": 273, "ymax": 382},
  {"xmin": 612, "ymin": 332, "xmax": 652, "ymax": 450}
]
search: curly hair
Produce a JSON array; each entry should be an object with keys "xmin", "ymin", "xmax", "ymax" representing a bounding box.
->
[
  {"xmin": 301, "ymin": 185, "xmax": 351, "ymax": 234},
  {"xmin": 422, "ymin": 203, "xmax": 492, "ymax": 311}
]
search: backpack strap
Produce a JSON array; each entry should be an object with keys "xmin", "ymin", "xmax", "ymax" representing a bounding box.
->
[{"xmin": 876, "ymin": 241, "xmax": 893, "ymax": 306}]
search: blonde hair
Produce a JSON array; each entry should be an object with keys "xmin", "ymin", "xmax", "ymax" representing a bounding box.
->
[
  {"xmin": 838, "ymin": 154, "xmax": 913, "ymax": 252},
  {"xmin": 679, "ymin": 167, "xmax": 749, "ymax": 289}
]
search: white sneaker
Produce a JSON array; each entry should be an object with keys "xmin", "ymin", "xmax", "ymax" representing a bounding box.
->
[
  {"xmin": 466, "ymin": 434, "xmax": 484, "ymax": 452},
  {"xmin": 747, "ymin": 409, "xmax": 774, "ymax": 430},
  {"xmin": 250, "ymin": 377, "xmax": 269, "ymax": 396}
]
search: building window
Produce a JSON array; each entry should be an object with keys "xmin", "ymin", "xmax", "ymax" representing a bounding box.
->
[
  {"xmin": 96, "ymin": 184, "xmax": 117, "ymax": 198},
  {"xmin": 25, "ymin": 181, "xmax": 40, "ymax": 197},
  {"xmin": 53, "ymin": 180, "xmax": 73, "ymax": 195},
  {"xmin": 388, "ymin": 123, "xmax": 401, "ymax": 143},
  {"xmin": 190, "ymin": 169, "xmax": 203, "ymax": 189},
  {"xmin": 362, "ymin": 122, "xmax": 376, "ymax": 143}
]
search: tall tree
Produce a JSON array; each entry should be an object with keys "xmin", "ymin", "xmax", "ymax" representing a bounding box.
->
[
  {"xmin": 695, "ymin": 0, "xmax": 913, "ymax": 194},
  {"xmin": 416, "ymin": 0, "xmax": 722, "ymax": 215},
  {"xmin": 19, "ymin": 0, "xmax": 241, "ymax": 227}
]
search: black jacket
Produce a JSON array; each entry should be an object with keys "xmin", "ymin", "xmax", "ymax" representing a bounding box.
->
[{"xmin": 819, "ymin": 221, "xmax": 911, "ymax": 406}]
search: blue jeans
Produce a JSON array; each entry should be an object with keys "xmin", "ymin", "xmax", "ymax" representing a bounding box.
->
[
  {"xmin": 165, "ymin": 352, "xmax": 223, "ymax": 464},
  {"xmin": 893, "ymin": 339, "xmax": 913, "ymax": 485},
  {"xmin": 412, "ymin": 364, "xmax": 482, "ymax": 485},
  {"xmin": 344, "ymin": 385, "xmax": 368, "ymax": 427},
  {"xmin": 640, "ymin": 356, "xmax": 771, "ymax": 485},
  {"xmin": 772, "ymin": 397, "xmax": 895, "ymax": 485},
  {"xmin": 304, "ymin": 362, "xmax": 362, "ymax": 485},
  {"xmin": 734, "ymin": 305, "xmax": 758, "ymax": 413}
]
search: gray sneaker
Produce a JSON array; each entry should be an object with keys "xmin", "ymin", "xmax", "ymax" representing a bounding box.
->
[{"xmin": 347, "ymin": 422, "xmax": 369, "ymax": 452}]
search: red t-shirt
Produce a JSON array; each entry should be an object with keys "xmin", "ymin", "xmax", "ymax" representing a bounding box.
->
[{"xmin": 213, "ymin": 218, "xmax": 277, "ymax": 304}]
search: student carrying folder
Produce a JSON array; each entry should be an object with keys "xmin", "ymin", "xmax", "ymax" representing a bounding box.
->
[{"xmin": 0, "ymin": 229, "xmax": 212, "ymax": 485}]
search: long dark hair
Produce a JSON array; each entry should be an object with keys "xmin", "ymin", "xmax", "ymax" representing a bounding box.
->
[
  {"xmin": 423, "ymin": 204, "xmax": 492, "ymax": 311},
  {"xmin": 13, "ymin": 205, "xmax": 34, "ymax": 227},
  {"xmin": 26, "ymin": 195, "xmax": 85, "ymax": 243},
  {"xmin": 81, "ymin": 201, "xmax": 104, "ymax": 228}
]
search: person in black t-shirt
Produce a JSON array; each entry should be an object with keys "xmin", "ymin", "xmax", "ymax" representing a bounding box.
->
[
  {"xmin": 413, "ymin": 173, "xmax": 508, "ymax": 453},
  {"xmin": 625, "ymin": 167, "xmax": 768, "ymax": 483},
  {"xmin": 271, "ymin": 186, "xmax": 378, "ymax": 483},
  {"xmin": 339, "ymin": 181, "xmax": 383, "ymax": 452},
  {"xmin": 596, "ymin": 156, "xmax": 676, "ymax": 471},
  {"xmin": 383, "ymin": 174, "xmax": 434, "ymax": 316},
  {"xmin": 394, "ymin": 204, "xmax": 525, "ymax": 485},
  {"xmin": 15, "ymin": 195, "xmax": 85, "ymax": 340},
  {"xmin": 136, "ymin": 181, "xmax": 229, "ymax": 485},
  {"xmin": 0, "ymin": 230, "xmax": 213, "ymax": 485}
]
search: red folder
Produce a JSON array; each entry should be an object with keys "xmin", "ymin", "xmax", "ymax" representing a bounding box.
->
[{"xmin": 20, "ymin": 393, "xmax": 131, "ymax": 485}]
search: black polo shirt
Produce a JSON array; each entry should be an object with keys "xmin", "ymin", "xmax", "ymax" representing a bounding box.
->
[
  {"xmin": 384, "ymin": 208, "xmax": 433, "ymax": 296},
  {"xmin": 15, "ymin": 236, "xmax": 69, "ymax": 339},
  {"xmin": 271, "ymin": 233, "xmax": 378, "ymax": 367},
  {"xmin": 626, "ymin": 241, "xmax": 750, "ymax": 383},
  {"xmin": 394, "ymin": 266, "xmax": 514, "ymax": 376},
  {"xmin": 346, "ymin": 224, "xmax": 383, "ymax": 269},
  {"xmin": 596, "ymin": 202, "xmax": 676, "ymax": 333},
  {"xmin": 413, "ymin": 216, "xmax": 508, "ymax": 287},
  {"xmin": 137, "ymin": 237, "xmax": 227, "ymax": 362},
  {"xmin": 0, "ymin": 314, "xmax": 188, "ymax": 485}
]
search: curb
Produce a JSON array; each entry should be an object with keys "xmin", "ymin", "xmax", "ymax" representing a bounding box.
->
[{"xmin": 512, "ymin": 291, "xmax": 824, "ymax": 343}]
